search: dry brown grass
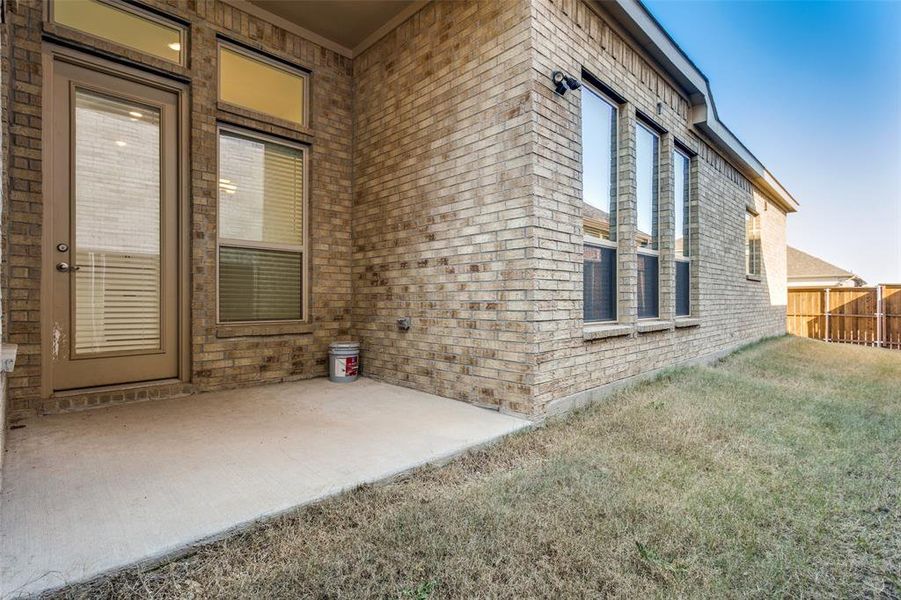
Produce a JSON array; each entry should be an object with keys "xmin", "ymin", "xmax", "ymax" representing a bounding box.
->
[{"xmin": 52, "ymin": 337, "xmax": 901, "ymax": 599}]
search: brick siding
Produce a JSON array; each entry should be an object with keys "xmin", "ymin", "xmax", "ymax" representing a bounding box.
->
[
  {"xmin": 0, "ymin": 11, "xmax": 8, "ymax": 474},
  {"xmin": 352, "ymin": 0, "xmax": 538, "ymax": 414},
  {"xmin": 2, "ymin": 0, "xmax": 353, "ymax": 415},
  {"xmin": 0, "ymin": 0, "xmax": 790, "ymax": 420},
  {"xmin": 527, "ymin": 0, "xmax": 787, "ymax": 413}
]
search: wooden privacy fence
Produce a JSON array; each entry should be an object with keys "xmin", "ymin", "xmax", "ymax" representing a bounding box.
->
[{"xmin": 787, "ymin": 285, "xmax": 901, "ymax": 349}]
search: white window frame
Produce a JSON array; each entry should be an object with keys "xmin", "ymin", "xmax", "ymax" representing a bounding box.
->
[{"xmin": 215, "ymin": 124, "xmax": 310, "ymax": 324}]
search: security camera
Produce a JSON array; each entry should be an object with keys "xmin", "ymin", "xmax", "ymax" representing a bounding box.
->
[
  {"xmin": 552, "ymin": 70, "xmax": 581, "ymax": 96},
  {"xmin": 564, "ymin": 74, "xmax": 581, "ymax": 91}
]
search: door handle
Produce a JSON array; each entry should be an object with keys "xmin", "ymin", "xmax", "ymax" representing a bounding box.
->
[{"xmin": 56, "ymin": 262, "xmax": 81, "ymax": 273}]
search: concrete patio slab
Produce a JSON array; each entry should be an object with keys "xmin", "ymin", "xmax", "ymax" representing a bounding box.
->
[{"xmin": 0, "ymin": 378, "xmax": 529, "ymax": 598}]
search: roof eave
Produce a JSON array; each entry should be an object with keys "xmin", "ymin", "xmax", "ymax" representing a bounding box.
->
[
  {"xmin": 695, "ymin": 120, "xmax": 799, "ymax": 214},
  {"xmin": 605, "ymin": 0, "xmax": 799, "ymax": 213},
  {"xmin": 788, "ymin": 274, "xmax": 854, "ymax": 280}
]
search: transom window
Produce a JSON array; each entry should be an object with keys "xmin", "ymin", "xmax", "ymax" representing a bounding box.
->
[
  {"xmin": 51, "ymin": 0, "xmax": 186, "ymax": 65},
  {"xmin": 218, "ymin": 42, "xmax": 308, "ymax": 126},
  {"xmin": 217, "ymin": 127, "xmax": 307, "ymax": 322}
]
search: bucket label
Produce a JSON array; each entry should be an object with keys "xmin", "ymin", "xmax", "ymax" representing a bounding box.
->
[{"xmin": 336, "ymin": 356, "xmax": 358, "ymax": 377}]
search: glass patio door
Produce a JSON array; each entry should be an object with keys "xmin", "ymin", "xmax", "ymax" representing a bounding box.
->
[{"xmin": 49, "ymin": 57, "xmax": 179, "ymax": 390}]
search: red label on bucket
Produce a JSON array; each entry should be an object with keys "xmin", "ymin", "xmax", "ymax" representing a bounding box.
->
[{"xmin": 336, "ymin": 356, "xmax": 358, "ymax": 377}]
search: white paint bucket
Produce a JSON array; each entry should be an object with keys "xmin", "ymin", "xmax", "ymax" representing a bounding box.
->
[{"xmin": 328, "ymin": 341, "xmax": 360, "ymax": 383}]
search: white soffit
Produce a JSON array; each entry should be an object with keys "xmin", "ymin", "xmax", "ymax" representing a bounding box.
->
[{"xmin": 225, "ymin": 0, "xmax": 429, "ymax": 58}]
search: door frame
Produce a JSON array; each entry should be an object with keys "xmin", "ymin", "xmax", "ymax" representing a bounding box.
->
[{"xmin": 40, "ymin": 44, "xmax": 191, "ymax": 397}]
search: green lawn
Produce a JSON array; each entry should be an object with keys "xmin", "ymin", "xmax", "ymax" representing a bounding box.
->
[{"xmin": 58, "ymin": 337, "xmax": 900, "ymax": 599}]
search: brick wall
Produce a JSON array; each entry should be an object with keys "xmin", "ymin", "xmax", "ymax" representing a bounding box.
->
[
  {"xmin": 350, "ymin": 0, "xmax": 787, "ymax": 418},
  {"xmin": 527, "ymin": 0, "xmax": 787, "ymax": 414},
  {"xmin": 0, "ymin": 13, "xmax": 7, "ymax": 479},
  {"xmin": 0, "ymin": 0, "xmax": 791, "ymax": 420},
  {"xmin": 3, "ymin": 1, "xmax": 41, "ymax": 415},
  {"xmin": 3, "ymin": 0, "xmax": 354, "ymax": 415},
  {"xmin": 351, "ymin": 0, "xmax": 539, "ymax": 415}
]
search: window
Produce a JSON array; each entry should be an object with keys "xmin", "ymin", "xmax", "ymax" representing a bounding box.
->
[
  {"xmin": 218, "ymin": 43, "xmax": 308, "ymax": 126},
  {"xmin": 746, "ymin": 210, "xmax": 762, "ymax": 278},
  {"xmin": 51, "ymin": 0, "xmax": 185, "ymax": 65},
  {"xmin": 636, "ymin": 123, "xmax": 660, "ymax": 318},
  {"xmin": 582, "ymin": 87, "xmax": 617, "ymax": 238},
  {"xmin": 674, "ymin": 149, "xmax": 691, "ymax": 316},
  {"xmin": 584, "ymin": 245, "xmax": 616, "ymax": 322},
  {"xmin": 636, "ymin": 124, "xmax": 659, "ymax": 249},
  {"xmin": 218, "ymin": 128, "xmax": 306, "ymax": 322},
  {"xmin": 582, "ymin": 85, "xmax": 618, "ymax": 322},
  {"xmin": 73, "ymin": 89, "xmax": 163, "ymax": 353}
]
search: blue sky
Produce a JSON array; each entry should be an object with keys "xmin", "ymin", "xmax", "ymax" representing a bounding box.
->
[{"xmin": 643, "ymin": 0, "xmax": 901, "ymax": 285}]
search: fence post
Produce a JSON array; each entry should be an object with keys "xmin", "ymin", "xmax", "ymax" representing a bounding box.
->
[
  {"xmin": 877, "ymin": 285, "xmax": 883, "ymax": 348},
  {"xmin": 824, "ymin": 288, "xmax": 830, "ymax": 342}
]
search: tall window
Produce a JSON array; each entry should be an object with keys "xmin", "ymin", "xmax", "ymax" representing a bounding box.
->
[
  {"xmin": 218, "ymin": 127, "xmax": 306, "ymax": 322},
  {"xmin": 582, "ymin": 85, "xmax": 618, "ymax": 322},
  {"xmin": 746, "ymin": 210, "xmax": 761, "ymax": 278},
  {"xmin": 674, "ymin": 149, "xmax": 691, "ymax": 316},
  {"xmin": 636, "ymin": 123, "xmax": 660, "ymax": 318}
]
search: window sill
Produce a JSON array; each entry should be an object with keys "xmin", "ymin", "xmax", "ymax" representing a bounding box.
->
[
  {"xmin": 746, "ymin": 274, "xmax": 762, "ymax": 282},
  {"xmin": 216, "ymin": 322, "xmax": 315, "ymax": 338},
  {"xmin": 674, "ymin": 317, "xmax": 701, "ymax": 328},
  {"xmin": 583, "ymin": 323, "xmax": 634, "ymax": 340},
  {"xmin": 636, "ymin": 320, "xmax": 674, "ymax": 334}
]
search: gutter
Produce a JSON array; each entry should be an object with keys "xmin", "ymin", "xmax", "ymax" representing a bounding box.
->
[{"xmin": 604, "ymin": 0, "xmax": 799, "ymax": 213}]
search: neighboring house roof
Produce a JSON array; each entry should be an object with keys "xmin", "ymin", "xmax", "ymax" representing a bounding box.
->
[
  {"xmin": 583, "ymin": 202, "xmax": 653, "ymax": 246},
  {"xmin": 605, "ymin": 0, "xmax": 799, "ymax": 214},
  {"xmin": 787, "ymin": 246, "xmax": 865, "ymax": 284},
  {"xmin": 582, "ymin": 203, "xmax": 609, "ymax": 224},
  {"xmin": 582, "ymin": 202, "xmax": 611, "ymax": 240}
]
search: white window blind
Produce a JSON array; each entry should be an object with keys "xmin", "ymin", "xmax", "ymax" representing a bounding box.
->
[
  {"xmin": 219, "ymin": 247, "xmax": 302, "ymax": 321},
  {"xmin": 73, "ymin": 90, "xmax": 162, "ymax": 354},
  {"xmin": 218, "ymin": 128, "xmax": 305, "ymax": 322}
]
